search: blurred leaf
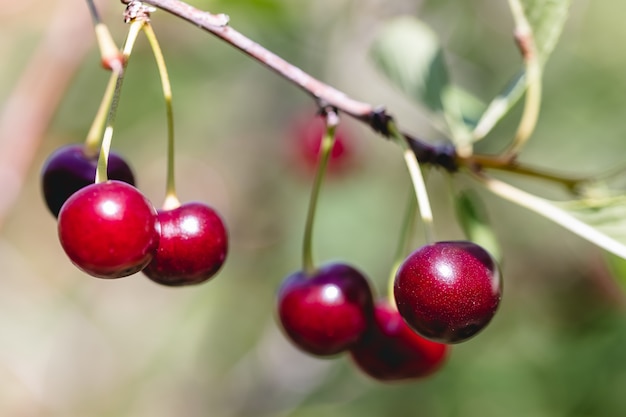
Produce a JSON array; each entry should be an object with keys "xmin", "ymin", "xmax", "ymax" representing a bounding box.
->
[
  {"xmin": 370, "ymin": 17, "xmax": 484, "ymax": 149},
  {"xmin": 473, "ymin": 0, "xmax": 571, "ymax": 140},
  {"xmin": 604, "ymin": 253, "xmax": 626, "ymax": 292},
  {"xmin": 454, "ymin": 190, "xmax": 502, "ymax": 262},
  {"xmin": 370, "ymin": 16, "xmax": 449, "ymax": 112}
]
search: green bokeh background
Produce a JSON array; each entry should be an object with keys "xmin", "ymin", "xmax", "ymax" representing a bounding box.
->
[{"xmin": 1, "ymin": 0, "xmax": 626, "ymax": 416}]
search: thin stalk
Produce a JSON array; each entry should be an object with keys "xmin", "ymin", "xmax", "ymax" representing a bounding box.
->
[
  {"xmin": 387, "ymin": 191, "xmax": 417, "ymax": 308},
  {"xmin": 142, "ymin": 23, "xmax": 179, "ymax": 210},
  {"xmin": 95, "ymin": 20, "xmax": 144, "ymax": 183},
  {"xmin": 471, "ymin": 170, "xmax": 626, "ymax": 259},
  {"xmin": 302, "ymin": 111, "xmax": 339, "ymax": 275},
  {"xmin": 84, "ymin": 0, "xmax": 102, "ymax": 24},
  {"xmin": 388, "ymin": 123, "xmax": 436, "ymax": 244},
  {"xmin": 502, "ymin": 0, "xmax": 542, "ymax": 159}
]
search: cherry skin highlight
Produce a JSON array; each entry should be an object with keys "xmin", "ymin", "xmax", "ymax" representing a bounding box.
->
[
  {"xmin": 57, "ymin": 180, "xmax": 159, "ymax": 278},
  {"xmin": 394, "ymin": 241, "xmax": 501, "ymax": 344},
  {"xmin": 277, "ymin": 263, "xmax": 374, "ymax": 356},
  {"xmin": 350, "ymin": 300, "xmax": 449, "ymax": 381},
  {"xmin": 41, "ymin": 144, "xmax": 135, "ymax": 217},
  {"xmin": 143, "ymin": 202, "xmax": 228, "ymax": 286}
]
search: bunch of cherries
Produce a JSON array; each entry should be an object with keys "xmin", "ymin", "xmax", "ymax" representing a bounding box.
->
[
  {"xmin": 41, "ymin": 8, "xmax": 228, "ymax": 286},
  {"xmin": 276, "ymin": 111, "xmax": 502, "ymax": 382},
  {"xmin": 43, "ymin": 3, "xmax": 502, "ymax": 383},
  {"xmin": 41, "ymin": 146, "xmax": 228, "ymax": 286}
]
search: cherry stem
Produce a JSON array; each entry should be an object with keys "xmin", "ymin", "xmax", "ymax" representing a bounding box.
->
[
  {"xmin": 386, "ymin": 190, "xmax": 417, "ymax": 309},
  {"xmin": 84, "ymin": 0, "xmax": 102, "ymax": 24},
  {"xmin": 95, "ymin": 20, "xmax": 144, "ymax": 184},
  {"xmin": 142, "ymin": 23, "xmax": 179, "ymax": 210},
  {"xmin": 388, "ymin": 122, "xmax": 436, "ymax": 244},
  {"xmin": 85, "ymin": 72, "xmax": 119, "ymax": 155},
  {"xmin": 501, "ymin": 0, "xmax": 542, "ymax": 160},
  {"xmin": 302, "ymin": 110, "xmax": 339, "ymax": 276}
]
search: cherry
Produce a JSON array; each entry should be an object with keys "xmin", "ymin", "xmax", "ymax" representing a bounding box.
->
[
  {"xmin": 142, "ymin": 202, "xmax": 228, "ymax": 286},
  {"xmin": 276, "ymin": 263, "xmax": 374, "ymax": 356},
  {"xmin": 350, "ymin": 300, "xmax": 449, "ymax": 381},
  {"xmin": 41, "ymin": 144, "xmax": 135, "ymax": 217},
  {"xmin": 57, "ymin": 180, "xmax": 159, "ymax": 278},
  {"xmin": 394, "ymin": 241, "xmax": 501, "ymax": 344},
  {"xmin": 287, "ymin": 114, "xmax": 354, "ymax": 176}
]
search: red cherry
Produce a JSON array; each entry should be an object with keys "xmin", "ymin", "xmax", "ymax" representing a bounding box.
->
[
  {"xmin": 394, "ymin": 241, "xmax": 502, "ymax": 344},
  {"xmin": 350, "ymin": 300, "xmax": 449, "ymax": 381},
  {"xmin": 287, "ymin": 114, "xmax": 354, "ymax": 175},
  {"xmin": 277, "ymin": 263, "xmax": 374, "ymax": 356},
  {"xmin": 41, "ymin": 144, "xmax": 135, "ymax": 217},
  {"xmin": 57, "ymin": 180, "xmax": 159, "ymax": 278},
  {"xmin": 142, "ymin": 202, "xmax": 228, "ymax": 286}
]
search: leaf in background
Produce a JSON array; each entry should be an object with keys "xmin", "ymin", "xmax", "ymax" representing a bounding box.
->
[
  {"xmin": 370, "ymin": 16, "xmax": 449, "ymax": 112},
  {"xmin": 454, "ymin": 189, "xmax": 502, "ymax": 262},
  {"xmin": 370, "ymin": 17, "xmax": 484, "ymax": 150},
  {"xmin": 473, "ymin": 0, "xmax": 571, "ymax": 140},
  {"xmin": 604, "ymin": 253, "xmax": 626, "ymax": 293}
]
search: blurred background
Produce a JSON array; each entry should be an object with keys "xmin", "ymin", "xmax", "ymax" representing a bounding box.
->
[{"xmin": 1, "ymin": 0, "xmax": 626, "ymax": 416}]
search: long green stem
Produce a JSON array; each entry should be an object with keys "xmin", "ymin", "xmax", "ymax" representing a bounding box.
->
[
  {"xmin": 95, "ymin": 21, "xmax": 144, "ymax": 183},
  {"xmin": 386, "ymin": 190, "xmax": 417, "ymax": 308},
  {"xmin": 388, "ymin": 123, "xmax": 436, "ymax": 244},
  {"xmin": 302, "ymin": 111, "xmax": 339, "ymax": 275},
  {"xmin": 142, "ymin": 23, "xmax": 179, "ymax": 210},
  {"xmin": 502, "ymin": 0, "xmax": 542, "ymax": 159}
]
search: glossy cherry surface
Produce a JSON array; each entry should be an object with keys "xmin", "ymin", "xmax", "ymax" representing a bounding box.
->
[
  {"xmin": 143, "ymin": 202, "xmax": 228, "ymax": 286},
  {"xmin": 350, "ymin": 300, "xmax": 449, "ymax": 381},
  {"xmin": 394, "ymin": 241, "xmax": 501, "ymax": 344},
  {"xmin": 42, "ymin": 144, "xmax": 135, "ymax": 217},
  {"xmin": 58, "ymin": 180, "xmax": 159, "ymax": 278},
  {"xmin": 277, "ymin": 263, "xmax": 374, "ymax": 356}
]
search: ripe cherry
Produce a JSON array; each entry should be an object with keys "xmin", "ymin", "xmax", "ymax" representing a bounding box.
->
[
  {"xmin": 277, "ymin": 263, "xmax": 374, "ymax": 356},
  {"xmin": 350, "ymin": 300, "xmax": 449, "ymax": 381},
  {"xmin": 58, "ymin": 180, "xmax": 159, "ymax": 278},
  {"xmin": 41, "ymin": 144, "xmax": 135, "ymax": 217},
  {"xmin": 142, "ymin": 202, "xmax": 228, "ymax": 286},
  {"xmin": 287, "ymin": 114, "xmax": 354, "ymax": 176},
  {"xmin": 394, "ymin": 241, "xmax": 501, "ymax": 344}
]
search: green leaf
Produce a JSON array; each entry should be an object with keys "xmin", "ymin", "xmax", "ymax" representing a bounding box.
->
[
  {"xmin": 454, "ymin": 190, "xmax": 502, "ymax": 262},
  {"xmin": 370, "ymin": 17, "xmax": 485, "ymax": 148},
  {"xmin": 370, "ymin": 16, "xmax": 449, "ymax": 113}
]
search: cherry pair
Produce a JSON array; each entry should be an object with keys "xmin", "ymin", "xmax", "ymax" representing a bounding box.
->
[
  {"xmin": 41, "ymin": 144, "xmax": 228, "ymax": 286},
  {"xmin": 276, "ymin": 262, "xmax": 448, "ymax": 382},
  {"xmin": 276, "ymin": 240, "xmax": 502, "ymax": 382}
]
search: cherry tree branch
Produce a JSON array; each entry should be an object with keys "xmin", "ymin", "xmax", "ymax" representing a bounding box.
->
[{"xmin": 138, "ymin": 0, "xmax": 454, "ymax": 168}]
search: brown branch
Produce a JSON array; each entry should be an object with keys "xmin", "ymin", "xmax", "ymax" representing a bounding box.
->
[
  {"xmin": 140, "ymin": 0, "xmax": 374, "ymax": 119},
  {"xmin": 137, "ymin": 0, "xmax": 457, "ymax": 172}
]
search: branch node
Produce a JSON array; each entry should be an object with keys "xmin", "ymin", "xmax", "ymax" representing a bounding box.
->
[{"xmin": 369, "ymin": 107, "xmax": 392, "ymax": 136}]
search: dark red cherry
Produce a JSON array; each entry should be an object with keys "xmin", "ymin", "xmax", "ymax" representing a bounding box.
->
[
  {"xmin": 394, "ymin": 241, "xmax": 501, "ymax": 344},
  {"xmin": 142, "ymin": 202, "xmax": 228, "ymax": 286},
  {"xmin": 350, "ymin": 300, "xmax": 449, "ymax": 381},
  {"xmin": 41, "ymin": 144, "xmax": 135, "ymax": 217},
  {"xmin": 277, "ymin": 263, "xmax": 374, "ymax": 356},
  {"xmin": 57, "ymin": 180, "xmax": 159, "ymax": 278}
]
